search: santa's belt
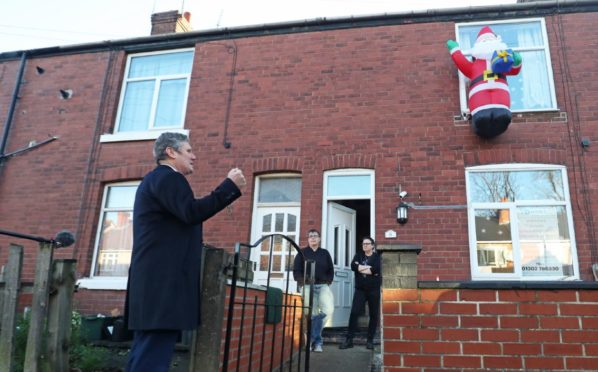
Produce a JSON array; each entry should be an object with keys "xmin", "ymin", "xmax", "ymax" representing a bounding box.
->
[{"xmin": 471, "ymin": 72, "xmax": 505, "ymax": 86}]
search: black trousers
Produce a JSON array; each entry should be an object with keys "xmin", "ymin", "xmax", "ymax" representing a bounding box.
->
[
  {"xmin": 126, "ymin": 330, "xmax": 179, "ymax": 372},
  {"xmin": 346, "ymin": 287, "xmax": 380, "ymax": 341}
]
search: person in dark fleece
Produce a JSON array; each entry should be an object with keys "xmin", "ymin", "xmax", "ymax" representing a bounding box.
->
[{"xmin": 339, "ymin": 236, "xmax": 381, "ymax": 350}]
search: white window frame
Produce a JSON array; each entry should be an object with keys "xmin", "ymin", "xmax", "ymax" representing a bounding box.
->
[
  {"xmin": 100, "ymin": 48, "xmax": 194, "ymax": 143},
  {"xmin": 250, "ymin": 174, "xmax": 302, "ymax": 290},
  {"xmin": 465, "ymin": 163, "xmax": 579, "ymax": 281},
  {"xmin": 321, "ymin": 169, "xmax": 375, "ymax": 245},
  {"xmin": 78, "ymin": 181, "xmax": 139, "ymax": 290},
  {"xmin": 455, "ymin": 18, "xmax": 558, "ymax": 115}
]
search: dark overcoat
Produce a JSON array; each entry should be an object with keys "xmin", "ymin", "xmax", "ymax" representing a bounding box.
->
[{"xmin": 125, "ymin": 165, "xmax": 241, "ymax": 330}]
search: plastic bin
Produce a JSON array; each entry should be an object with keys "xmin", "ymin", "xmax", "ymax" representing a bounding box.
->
[{"xmin": 80, "ymin": 316, "xmax": 104, "ymax": 341}]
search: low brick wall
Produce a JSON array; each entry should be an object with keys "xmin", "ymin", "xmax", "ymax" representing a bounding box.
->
[{"xmin": 382, "ymin": 284, "xmax": 598, "ymax": 371}]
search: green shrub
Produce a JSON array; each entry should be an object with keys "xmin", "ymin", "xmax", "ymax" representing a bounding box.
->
[{"xmin": 11, "ymin": 311, "xmax": 112, "ymax": 372}]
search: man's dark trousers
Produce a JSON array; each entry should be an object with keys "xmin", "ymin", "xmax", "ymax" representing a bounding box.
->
[{"xmin": 126, "ymin": 330, "xmax": 179, "ymax": 372}]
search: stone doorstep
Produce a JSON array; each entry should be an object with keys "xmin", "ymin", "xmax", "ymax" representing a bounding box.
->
[{"xmin": 321, "ymin": 327, "xmax": 381, "ymax": 345}]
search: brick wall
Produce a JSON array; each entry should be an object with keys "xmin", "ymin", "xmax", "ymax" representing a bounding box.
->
[
  {"xmin": 1, "ymin": 9, "xmax": 597, "ymax": 287},
  {"xmin": 382, "ymin": 287, "xmax": 598, "ymax": 371}
]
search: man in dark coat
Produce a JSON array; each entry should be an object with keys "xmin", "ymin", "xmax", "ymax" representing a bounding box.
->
[{"xmin": 125, "ymin": 132, "xmax": 245, "ymax": 371}]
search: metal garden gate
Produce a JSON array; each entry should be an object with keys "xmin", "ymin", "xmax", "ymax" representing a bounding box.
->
[{"xmin": 222, "ymin": 234, "xmax": 316, "ymax": 371}]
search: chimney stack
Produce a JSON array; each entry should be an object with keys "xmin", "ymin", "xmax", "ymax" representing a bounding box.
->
[{"xmin": 151, "ymin": 10, "xmax": 193, "ymax": 35}]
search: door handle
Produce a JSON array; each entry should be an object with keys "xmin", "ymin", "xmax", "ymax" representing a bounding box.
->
[{"xmin": 335, "ymin": 271, "xmax": 348, "ymax": 277}]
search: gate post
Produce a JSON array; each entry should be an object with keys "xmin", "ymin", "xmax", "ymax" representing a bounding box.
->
[
  {"xmin": 377, "ymin": 243, "xmax": 422, "ymax": 289},
  {"xmin": 24, "ymin": 241, "xmax": 54, "ymax": 372},
  {"xmin": 189, "ymin": 247, "xmax": 230, "ymax": 372},
  {"xmin": 45, "ymin": 259, "xmax": 77, "ymax": 372},
  {"xmin": 0, "ymin": 244, "xmax": 24, "ymax": 372}
]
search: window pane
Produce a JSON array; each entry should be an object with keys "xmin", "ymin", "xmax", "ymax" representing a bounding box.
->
[
  {"xmin": 275, "ymin": 213, "xmax": 284, "ymax": 232},
  {"xmin": 287, "ymin": 235, "xmax": 296, "ymax": 244},
  {"xmin": 262, "ymin": 214, "xmax": 272, "ymax": 232},
  {"xmin": 517, "ymin": 206, "xmax": 570, "ymax": 241},
  {"xmin": 118, "ymin": 80, "xmax": 154, "ymax": 132},
  {"xmin": 477, "ymin": 242, "xmax": 514, "ymax": 274},
  {"xmin": 333, "ymin": 226, "xmax": 339, "ymax": 265},
  {"xmin": 509, "ymin": 50, "xmax": 552, "ymax": 111},
  {"xmin": 469, "ymin": 170, "xmax": 564, "ymax": 202},
  {"xmin": 260, "ymin": 255, "xmax": 270, "ymax": 271},
  {"xmin": 518, "ymin": 206, "xmax": 574, "ymax": 277},
  {"xmin": 258, "ymin": 178, "xmax": 301, "ymax": 202},
  {"xmin": 327, "ymin": 175, "xmax": 370, "ymax": 197},
  {"xmin": 287, "ymin": 214, "xmax": 296, "ymax": 232},
  {"xmin": 521, "ymin": 241, "xmax": 574, "ymax": 277},
  {"xmin": 272, "ymin": 255, "xmax": 281, "ymax": 272},
  {"xmin": 474, "ymin": 209, "xmax": 514, "ymax": 274},
  {"xmin": 106, "ymin": 186, "xmax": 138, "ymax": 208},
  {"xmin": 345, "ymin": 229, "xmax": 350, "ymax": 267},
  {"xmin": 273, "ymin": 235, "xmax": 283, "ymax": 252},
  {"xmin": 95, "ymin": 211, "xmax": 133, "ymax": 276},
  {"xmin": 260, "ymin": 238, "xmax": 270, "ymax": 252},
  {"xmin": 475, "ymin": 209, "xmax": 512, "ymax": 241},
  {"xmin": 129, "ymin": 51, "xmax": 194, "ymax": 78},
  {"xmin": 154, "ymin": 78, "xmax": 186, "ymax": 128}
]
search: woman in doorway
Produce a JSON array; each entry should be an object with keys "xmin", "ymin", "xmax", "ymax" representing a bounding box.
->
[{"xmin": 339, "ymin": 236, "xmax": 381, "ymax": 350}]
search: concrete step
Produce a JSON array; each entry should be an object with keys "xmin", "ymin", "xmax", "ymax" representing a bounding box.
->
[{"xmin": 322, "ymin": 327, "xmax": 380, "ymax": 346}]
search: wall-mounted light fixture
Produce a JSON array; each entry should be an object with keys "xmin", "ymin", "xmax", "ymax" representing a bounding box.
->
[{"xmin": 397, "ymin": 191, "xmax": 409, "ymax": 224}]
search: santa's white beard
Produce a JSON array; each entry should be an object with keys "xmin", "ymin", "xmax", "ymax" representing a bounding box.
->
[{"xmin": 468, "ymin": 39, "xmax": 508, "ymax": 60}]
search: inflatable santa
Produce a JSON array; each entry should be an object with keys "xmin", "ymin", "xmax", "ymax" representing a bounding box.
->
[{"xmin": 447, "ymin": 26, "xmax": 522, "ymax": 138}]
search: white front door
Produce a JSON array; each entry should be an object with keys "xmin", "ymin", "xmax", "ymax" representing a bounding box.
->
[
  {"xmin": 326, "ymin": 202, "xmax": 356, "ymax": 327},
  {"xmin": 250, "ymin": 207, "xmax": 300, "ymax": 292}
]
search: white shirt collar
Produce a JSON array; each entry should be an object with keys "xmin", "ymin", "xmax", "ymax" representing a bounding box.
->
[{"xmin": 161, "ymin": 163, "xmax": 179, "ymax": 173}]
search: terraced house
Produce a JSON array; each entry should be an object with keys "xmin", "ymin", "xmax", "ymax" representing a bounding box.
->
[{"xmin": 1, "ymin": 0, "xmax": 597, "ymax": 370}]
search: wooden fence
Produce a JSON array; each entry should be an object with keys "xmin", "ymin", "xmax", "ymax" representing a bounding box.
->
[{"xmin": 0, "ymin": 230, "xmax": 76, "ymax": 372}]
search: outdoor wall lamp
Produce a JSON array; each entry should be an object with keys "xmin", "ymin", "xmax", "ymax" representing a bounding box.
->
[{"xmin": 397, "ymin": 191, "xmax": 409, "ymax": 224}]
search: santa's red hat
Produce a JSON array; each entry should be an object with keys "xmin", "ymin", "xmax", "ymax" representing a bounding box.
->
[{"xmin": 476, "ymin": 26, "xmax": 496, "ymax": 43}]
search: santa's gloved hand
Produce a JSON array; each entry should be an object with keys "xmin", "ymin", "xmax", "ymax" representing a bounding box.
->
[
  {"xmin": 446, "ymin": 40, "xmax": 459, "ymax": 52},
  {"xmin": 513, "ymin": 51, "xmax": 522, "ymax": 66}
]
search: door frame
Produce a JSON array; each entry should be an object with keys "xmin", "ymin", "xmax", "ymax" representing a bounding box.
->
[
  {"xmin": 321, "ymin": 169, "xmax": 375, "ymax": 326},
  {"xmin": 250, "ymin": 174, "xmax": 302, "ymax": 291},
  {"xmin": 321, "ymin": 169, "xmax": 375, "ymax": 244}
]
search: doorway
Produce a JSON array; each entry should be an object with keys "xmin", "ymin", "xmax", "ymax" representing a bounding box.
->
[{"xmin": 321, "ymin": 169, "xmax": 374, "ymax": 328}]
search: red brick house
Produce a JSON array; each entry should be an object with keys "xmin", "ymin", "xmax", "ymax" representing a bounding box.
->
[{"xmin": 1, "ymin": 1, "xmax": 597, "ymax": 369}]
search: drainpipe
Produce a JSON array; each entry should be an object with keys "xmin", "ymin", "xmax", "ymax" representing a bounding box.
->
[{"xmin": 0, "ymin": 52, "xmax": 27, "ymax": 163}]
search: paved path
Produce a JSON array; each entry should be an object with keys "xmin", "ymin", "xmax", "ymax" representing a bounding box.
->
[
  {"xmin": 311, "ymin": 345, "xmax": 372, "ymax": 371},
  {"xmin": 297, "ymin": 344, "xmax": 373, "ymax": 372}
]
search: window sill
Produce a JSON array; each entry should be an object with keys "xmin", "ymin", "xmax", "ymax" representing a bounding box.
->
[
  {"xmin": 100, "ymin": 128, "xmax": 189, "ymax": 143},
  {"xmin": 77, "ymin": 277, "xmax": 127, "ymax": 290}
]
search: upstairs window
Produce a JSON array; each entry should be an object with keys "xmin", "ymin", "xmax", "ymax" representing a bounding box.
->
[
  {"xmin": 456, "ymin": 18, "xmax": 557, "ymax": 113},
  {"xmin": 102, "ymin": 49, "xmax": 194, "ymax": 142},
  {"xmin": 466, "ymin": 164, "xmax": 578, "ymax": 280}
]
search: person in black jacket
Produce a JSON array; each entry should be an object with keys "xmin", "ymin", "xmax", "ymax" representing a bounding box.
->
[
  {"xmin": 292, "ymin": 229, "xmax": 334, "ymax": 353},
  {"xmin": 125, "ymin": 132, "xmax": 246, "ymax": 372},
  {"xmin": 339, "ymin": 236, "xmax": 381, "ymax": 350}
]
